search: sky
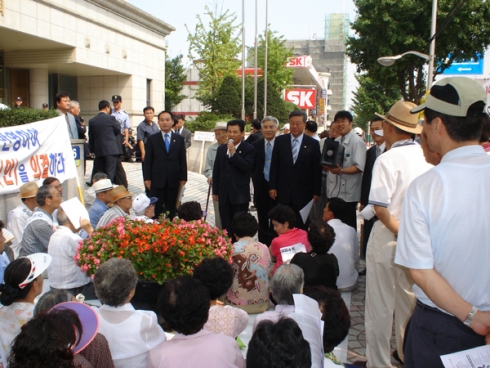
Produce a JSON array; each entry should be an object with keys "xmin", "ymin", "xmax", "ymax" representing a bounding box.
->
[
  {"xmin": 128, "ymin": 0, "xmax": 359, "ymax": 108},
  {"xmin": 128, "ymin": 0, "xmax": 357, "ymax": 65}
]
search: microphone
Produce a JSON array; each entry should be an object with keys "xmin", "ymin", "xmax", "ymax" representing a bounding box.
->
[{"xmin": 228, "ymin": 139, "xmax": 234, "ymax": 144}]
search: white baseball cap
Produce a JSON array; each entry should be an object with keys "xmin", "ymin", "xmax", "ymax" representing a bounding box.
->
[{"xmin": 132, "ymin": 193, "xmax": 158, "ymax": 213}]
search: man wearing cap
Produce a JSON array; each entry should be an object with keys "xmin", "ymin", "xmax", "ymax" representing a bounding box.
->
[
  {"xmin": 325, "ymin": 110, "xmax": 366, "ymax": 231},
  {"xmin": 204, "ymin": 121, "xmax": 228, "ymax": 230},
  {"xmin": 173, "ymin": 114, "xmax": 192, "ymax": 149},
  {"xmin": 132, "ymin": 193, "xmax": 158, "ymax": 222},
  {"xmin": 96, "ymin": 186, "xmax": 133, "ymax": 229},
  {"xmin": 137, "ymin": 106, "xmax": 160, "ymax": 194},
  {"xmin": 111, "ymin": 95, "xmax": 129, "ymax": 188},
  {"xmin": 394, "ymin": 77, "xmax": 490, "ymax": 367},
  {"xmin": 364, "ymin": 101, "xmax": 432, "ymax": 368},
  {"xmin": 144, "ymin": 110, "xmax": 187, "ymax": 219},
  {"xmin": 251, "ymin": 116, "xmax": 279, "ymax": 246},
  {"xmin": 13, "ymin": 97, "xmax": 22, "ymax": 109},
  {"xmin": 88, "ymin": 178, "xmax": 114, "ymax": 228},
  {"xmin": 89, "ymin": 100, "xmax": 123, "ymax": 183},
  {"xmin": 20, "ymin": 185, "xmax": 62, "ymax": 257},
  {"xmin": 55, "ymin": 92, "xmax": 78, "ymax": 140},
  {"xmin": 7, "ymin": 182, "xmax": 39, "ymax": 259},
  {"xmin": 48, "ymin": 207, "xmax": 96, "ymax": 298},
  {"xmin": 282, "ymin": 123, "xmax": 290, "ymax": 134}
]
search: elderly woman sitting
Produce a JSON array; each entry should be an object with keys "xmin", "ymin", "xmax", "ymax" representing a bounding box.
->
[
  {"xmin": 93, "ymin": 258, "xmax": 166, "ymax": 368},
  {"xmin": 96, "ymin": 186, "xmax": 133, "ymax": 228},
  {"xmin": 147, "ymin": 276, "xmax": 245, "ymax": 368},
  {"xmin": 291, "ymin": 220, "xmax": 339, "ymax": 290},
  {"xmin": 253, "ymin": 264, "xmax": 324, "ymax": 368},
  {"xmin": 193, "ymin": 257, "xmax": 248, "ymax": 338},
  {"xmin": 177, "ymin": 201, "xmax": 203, "ymax": 221}
]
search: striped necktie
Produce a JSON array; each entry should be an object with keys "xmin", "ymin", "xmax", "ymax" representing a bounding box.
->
[{"xmin": 292, "ymin": 138, "xmax": 299, "ymax": 163}]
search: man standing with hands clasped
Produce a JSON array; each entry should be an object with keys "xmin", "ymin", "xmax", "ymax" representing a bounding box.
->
[
  {"xmin": 144, "ymin": 110, "xmax": 187, "ymax": 219},
  {"xmin": 395, "ymin": 77, "xmax": 490, "ymax": 368}
]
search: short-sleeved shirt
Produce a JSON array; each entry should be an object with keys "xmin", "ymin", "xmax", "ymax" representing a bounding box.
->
[
  {"xmin": 112, "ymin": 109, "xmax": 131, "ymax": 134},
  {"xmin": 395, "ymin": 145, "xmax": 490, "ymax": 312},
  {"xmin": 88, "ymin": 198, "xmax": 109, "ymax": 228},
  {"xmin": 19, "ymin": 208, "xmax": 55, "ymax": 256},
  {"xmin": 96, "ymin": 205, "xmax": 127, "ymax": 229},
  {"xmin": 136, "ymin": 120, "xmax": 160, "ymax": 144},
  {"xmin": 270, "ymin": 228, "xmax": 310, "ymax": 273},
  {"xmin": 7, "ymin": 202, "xmax": 33, "ymax": 258},
  {"xmin": 226, "ymin": 239, "xmax": 270, "ymax": 307},
  {"xmin": 326, "ymin": 129, "xmax": 366, "ymax": 202},
  {"xmin": 369, "ymin": 140, "xmax": 433, "ymax": 221}
]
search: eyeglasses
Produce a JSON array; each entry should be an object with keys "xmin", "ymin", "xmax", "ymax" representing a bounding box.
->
[{"xmin": 48, "ymin": 192, "xmax": 62, "ymax": 198}]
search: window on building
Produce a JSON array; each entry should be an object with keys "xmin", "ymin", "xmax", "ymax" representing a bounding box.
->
[{"xmin": 146, "ymin": 79, "xmax": 152, "ymax": 106}]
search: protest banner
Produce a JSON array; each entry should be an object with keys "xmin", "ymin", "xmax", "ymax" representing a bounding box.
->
[{"xmin": 0, "ymin": 116, "xmax": 79, "ymax": 195}]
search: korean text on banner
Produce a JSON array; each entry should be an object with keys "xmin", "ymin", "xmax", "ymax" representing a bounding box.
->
[{"xmin": 0, "ymin": 116, "xmax": 78, "ymax": 195}]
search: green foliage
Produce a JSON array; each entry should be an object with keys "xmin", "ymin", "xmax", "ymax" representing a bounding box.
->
[
  {"xmin": 165, "ymin": 54, "xmax": 187, "ymax": 111},
  {"xmin": 0, "ymin": 108, "xmax": 59, "ymax": 127},
  {"xmin": 256, "ymin": 78, "xmax": 291, "ymax": 124},
  {"xmin": 346, "ymin": 0, "xmax": 490, "ymax": 104},
  {"xmin": 352, "ymin": 74, "xmax": 402, "ymax": 131},
  {"xmin": 186, "ymin": 6, "xmax": 241, "ymax": 107},
  {"xmin": 213, "ymin": 75, "xmax": 241, "ymax": 118},
  {"xmin": 185, "ymin": 111, "xmax": 234, "ymax": 133}
]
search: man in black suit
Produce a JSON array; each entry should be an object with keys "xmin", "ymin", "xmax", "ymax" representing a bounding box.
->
[
  {"xmin": 88, "ymin": 100, "xmax": 122, "ymax": 182},
  {"xmin": 360, "ymin": 116, "xmax": 386, "ymax": 259},
  {"xmin": 245, "ymin": 119, "xmax": 264, "ymax": 144},
  {"xmin": 269, "ymin": 110, "xmax": 322, "ymax": 230},
  {"xmin": 213, "ymin": 119, "xmax": 256, "ymax": 238},
  {"xmin": 144, "ymin": 110, "xmax": 187, "ymax": 219},
  {"xmin": 173, "ymin": 114, "xmax": 192, "ymax": 149},
  {"xmin": 252, "ymin": 116, "xmax": 279, "ymax": 246}
]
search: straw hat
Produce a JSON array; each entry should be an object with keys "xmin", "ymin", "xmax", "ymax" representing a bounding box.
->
[
  {"xmin": 110, "ymin": 185, "xmax": 133, "ymax": 203},
  {"xmin": 18, "ymin": 182, "xmax": 38, "ymax": 199},
  {"xmin": 375, "ymin": 100, "xmax": 422, "ymax": 134}
]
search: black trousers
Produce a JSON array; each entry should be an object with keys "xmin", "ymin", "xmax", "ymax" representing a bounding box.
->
[
  {"xmin": 113, "ymin": 158, "xmax": 128, "ymax": 189},
  {"xmin": 142, "ymin": 161, "xmax": 150, "ymax": 196},
  {"xmin": 255, "ymin": 178, "xmax": 277, "ymax": 246},
  {"xmin": 219, "ymin": 197, "xmax": 248, "ymax": 242},
  {"xmin": 344, "ymin": 201, "xmax": 359, "ymax": 231},
  {"xmin": 404, "ymin": 301, "xmax": 485, "ymax": 368},
  {"xmin": 92, "ymin": 155, "xmax": 119, "ymax": 183},
  {"xmin": 150, "ymin": 185, "xmax": 179, "ymax": 219},
  {"xmin": 361, "ymin": 217, "xmax": 375, "ymax": 259}
]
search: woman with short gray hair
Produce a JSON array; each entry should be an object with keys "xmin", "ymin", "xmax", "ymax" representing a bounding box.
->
[
  {"xmin": 93, "ymin": 258, "xmax": 165, "ymax": 368},
  {"xmin": 269, "ymin": 263, "xmax": 304, "ymax": 305}
]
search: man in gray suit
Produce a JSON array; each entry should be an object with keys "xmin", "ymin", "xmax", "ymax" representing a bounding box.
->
[
  {"xmin": 173, "ymin": 114, "xmax": 192, "ymax": 149},
  {"xmin": 55, "ymin": 92, "xmax": 78, "ymax": 140}
]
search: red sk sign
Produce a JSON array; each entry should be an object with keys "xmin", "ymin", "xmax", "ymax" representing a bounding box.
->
[{"xmin": 284, "ymin": 89, "xmax": 317, "ymax": 109}]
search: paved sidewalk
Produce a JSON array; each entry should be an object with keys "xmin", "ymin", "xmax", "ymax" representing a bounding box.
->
[{"xmin": 83, "ymin": 160, "xmax": 403, "ymax": 367}]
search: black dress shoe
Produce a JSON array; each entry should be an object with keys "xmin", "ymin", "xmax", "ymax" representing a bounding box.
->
[{"xmin": 392, "ymin": 350, "xmax": 403, "ymax": 364}]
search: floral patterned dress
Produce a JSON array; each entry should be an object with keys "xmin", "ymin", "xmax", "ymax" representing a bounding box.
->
[{"xmin": 0, "ymin": 302, "xmax": 34, "ymax": 359}]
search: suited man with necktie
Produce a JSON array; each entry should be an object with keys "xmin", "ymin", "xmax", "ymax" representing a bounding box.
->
[
  {"xmin": 212, "ymin": 119, "xmax": 256, "ymax": 239},
  {"xmin": 55, "ymin": 92, "xmax": 78, "ymax": 140},
  {"xmin": 144, "ymin": 111, "xmax": 187, "ymax": 219},
  {"xmin": 269, "ymin": 110, "xmax": 322, "ymax": 230},
  {"xmin": 251, "ymin": 116, "xmax": 279, "ymax": 246},
  {"xmin": 173, "ymin": 114, "xmax": 192, "ymax": 149}
]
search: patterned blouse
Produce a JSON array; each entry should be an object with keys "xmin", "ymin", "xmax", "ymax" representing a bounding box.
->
[
  {"xmin": 226, "ymin": 238, "xmax": 271, "ymax": 308},
  {"xmin": 0, "ymin": 302, "xmax": 34, "ymax": 358},
  {"xmin": 204, "ymin": 304, "xmax": 248, "ymax": 338}
]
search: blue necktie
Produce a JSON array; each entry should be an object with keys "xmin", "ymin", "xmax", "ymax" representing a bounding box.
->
[
  {"xmin": 292, "ymin": 138, "xmax": 299, "ymax": 164},
  {"xmin": 264, "ymin": 142, "xmax": 272, "ymax": 181},
  {"xmin": 164, "ymin": 133, "xmax": 170, "ymax": 152}
]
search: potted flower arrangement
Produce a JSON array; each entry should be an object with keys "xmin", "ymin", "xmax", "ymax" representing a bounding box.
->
[{"xmin": 76, "ymin": 216, "xmax": 232, "ymax": 308}]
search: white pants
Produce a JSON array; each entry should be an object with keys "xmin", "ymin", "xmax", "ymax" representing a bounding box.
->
[{"xmin": 365, "ymin": 221, "xmax": 415, "ymax": 368}]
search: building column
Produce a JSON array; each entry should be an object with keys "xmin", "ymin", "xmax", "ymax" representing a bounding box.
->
[{"xmin": 29, "ymin": 68, "xmax": 49, "ymax": 109}]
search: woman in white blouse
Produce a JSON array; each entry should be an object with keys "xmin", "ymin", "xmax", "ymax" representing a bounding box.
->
[{"xmin": 93, "ymin": 258, "xmax": 166, "ymax": 368}]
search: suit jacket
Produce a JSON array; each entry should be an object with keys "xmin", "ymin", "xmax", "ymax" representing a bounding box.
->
[
  {"xmin": 246, "ymin": 131, "xmax": 263, "ymax": 144},
  {"xmin": 360, "ymin": 145, "xmax": 379, "ymax": 206},
  {"xmin": 212, "ymin": 140, "xmax": 256, "ymax": 205},
  {"xmin": 251, "ymin": 138, "xmax": 268, "ymax": 195},
  {"xmin": 143, "ymin": 131, "xmax": 187, "ymax": 189},
  {"xmin": 88, "ymin": 112, "xmax": 122, "ymax": 157},
  {"xmin": 175, "ymin": 127, "xmax": 192, "ymax": 149},
  {"xmin": 269, "ymin": 133, "xmax": 322, "ymax": 208}
]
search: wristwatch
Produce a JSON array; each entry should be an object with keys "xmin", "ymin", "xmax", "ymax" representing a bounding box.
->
[{"xmin": 463, "ymin": 306, "xmax": 478, "ymax": 326}]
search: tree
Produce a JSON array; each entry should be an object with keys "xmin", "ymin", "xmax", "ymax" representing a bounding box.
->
[
  {"xmin": 351, "ymin": 74, "xmax": 402, "ymax": 131},
  {"xmin": 256, "ymin": 78, "xmax": 291, "ymax": 124},
  {"xmin": 213, "ymin": 75, "xmax": 241, "ymax": 118},
  {"xmin": 165, "ymin": 54, "xmax": 187, "ymax": 111},
  {"xmin": 346, "ymin": 0, "xmax": 490, "ymax": 104},
  {"xmin": 186, "ymin": 6, "xmax": 241, "ymax": 107},
  {"xmin": 255, "ymin": 30, "xmax": 294, "ymax": 92}
]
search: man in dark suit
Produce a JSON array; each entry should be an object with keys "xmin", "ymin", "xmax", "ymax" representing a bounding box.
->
[
  {"xmin": 252, "ymin": 116, "xmax": 279, "ymax": 246},
  {"xmin": 88, "ymin": 100, "xmax": 122, "ymax": 182},
  {"xmin": 360, "ymin": 116, "xmax": 386, "ymax": 259},
  {"xmin": 173, "ymin": 114, "xmax": 192, "ymax": 149},
  {"xmin": 144, "ymin": 110, "xmax": 187, "ymax": 219},
  {"xmin": 245, "ymin": 119, "xmax": 264, "ymax": 144},
  {"xmin": 269, "ymin": 110, "xmax": 322, "ymax": 230},
  {"xmin": 213, "ymin": 119, "xmax": 256, "ymax": 239}
]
